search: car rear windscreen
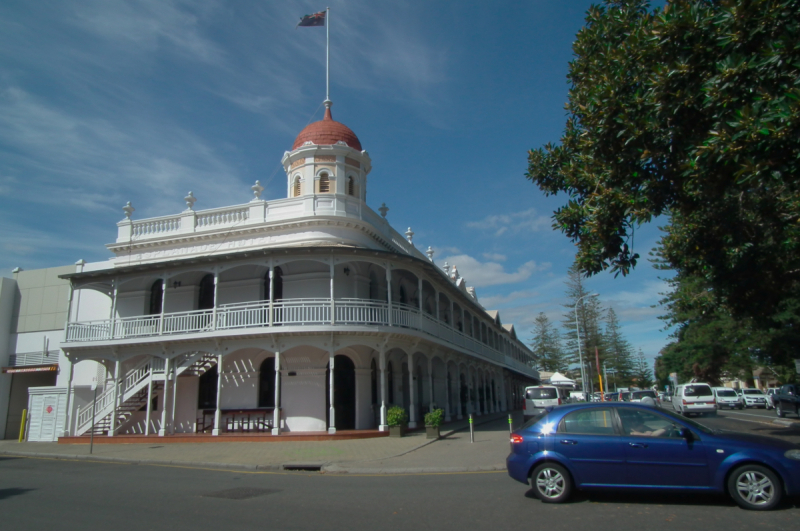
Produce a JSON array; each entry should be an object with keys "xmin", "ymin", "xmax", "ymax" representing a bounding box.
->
[
  {"xmin": 526, "ymin": 388, "xmax": 558, "ymax": 400},
  {"xmin": 684, "ymin": 385, "xmax": 712, "ymax": 397},
  {"xmin": 743, "ymin": 389, "xmax": 764, "ymax": 395},
  {"xmin": 716, "ymin": 389, "xmax": 737, "ymax": 397}
]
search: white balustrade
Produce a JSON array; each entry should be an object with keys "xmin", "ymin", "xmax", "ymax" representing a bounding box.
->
[
  {"xmin": 131, "ymin": 215, "xmax": 182, "ymax": 238},
  {"xmin": 65, "ymin": 298, "xmax": 536, "ymax": 378},
  {"xmin": 195, "ymin": 206, "xmax": 249, "ymax": 229}
]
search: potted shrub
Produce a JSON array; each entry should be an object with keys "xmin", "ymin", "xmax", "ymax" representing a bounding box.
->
[
  {"xmin": 387, "ymin": 405, "xmax": 408, "ymax": 437},
  {"xmin": 424, "ymin": 408, "xmax": 444, "ymax": 439}
]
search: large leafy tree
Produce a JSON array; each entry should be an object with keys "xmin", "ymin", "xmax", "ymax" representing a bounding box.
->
[{"xmin": 527, "ymin": 0, "xmax": 800, "ymax": 322}]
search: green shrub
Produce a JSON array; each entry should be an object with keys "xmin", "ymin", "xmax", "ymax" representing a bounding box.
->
[
  {"xmin": 387, "ymin": 405, "xmax": 408, "ymax": 427},
  {"xmin": 424, "ymin": 408, "xmax": 444, "ymax": 427}
]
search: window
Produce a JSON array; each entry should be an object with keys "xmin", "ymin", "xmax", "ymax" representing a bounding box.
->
[
  {"xmin": 618, "ymin": 408, "xmax": 679, "ymax": 437},
  {"xmin": 348, "ymin": 176, "xmax": 355, "ymax": 196},
  {"xmin": 293, "ymin": 176, "xmax": 301, "ymax": 197},
  {"xmin": 559, "ymin": 408, "xmax": 616, "ymax": 435},
  {"xmin": 526, "ymin": 387, "xmax": 558, "ymax": 400},
  {"xmin": 273, "ymin": 267, "xmax": 283, "ymax": 300},
  {"xmin": 684, "ymin": 385, "xmax": 712, "ymax": 397},
  {"xmin": 319, "ymin": 172, "xmax": 330, "ymax": 193},
  {"xmin": 149, "ymin": 280, "xmax": 163, "ymax": 315}
]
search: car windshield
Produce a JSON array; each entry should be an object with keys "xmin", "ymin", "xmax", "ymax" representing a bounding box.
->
[
  {"xmin": 632, "ymin": 391, "xmax": 656, "ymax": 399},
  {"xmin": 715, "ymin": 389, "xmax": 737, "ymax": 397},
  {"xmin": 526, "ymin": 388, "xmax": 557, "ymax": 400},
  {"xmin": 743, "ymin": 389, "xmax": 765, "ymax": 395},
  {"xmin": 684, "ymin": 385, "xmax": 713, "ymax": 397},
  {"xmin": 658, "ymin": 408, "xmax": 716, "ymax": 435}
]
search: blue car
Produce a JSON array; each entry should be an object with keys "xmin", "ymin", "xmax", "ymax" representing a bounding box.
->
[{"xmin": 507, "ymin": 402, "xmax": 800, "ymax": 510}]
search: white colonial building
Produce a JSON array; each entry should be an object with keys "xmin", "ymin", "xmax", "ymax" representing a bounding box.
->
[{"xmin": 1, "ymin": 101, "xmax": 539, "ymax": 441}]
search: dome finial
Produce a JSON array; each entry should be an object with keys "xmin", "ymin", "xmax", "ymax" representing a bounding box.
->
[{"xmin": 323, "ymin": 99, "xmax": 332, "ymax": 121}]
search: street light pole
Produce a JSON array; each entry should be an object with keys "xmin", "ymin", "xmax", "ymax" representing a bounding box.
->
[{"xmin": 574, "ymin": 292, "xmax": 598, "ymax": 401}]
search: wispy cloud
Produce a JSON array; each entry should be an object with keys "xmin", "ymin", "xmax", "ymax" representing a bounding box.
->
[
  {"xmin": 441, "ymin": 253, "xmax": 550, "ymax": 288},
  {"xmin": 466, "ymin": 208, "xmax": 552, "ymax": 237}
]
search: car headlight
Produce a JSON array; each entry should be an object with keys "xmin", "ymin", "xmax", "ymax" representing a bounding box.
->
[{"xmin": 785, "ymin": 449, "xmax": 800, "ymax": 461}]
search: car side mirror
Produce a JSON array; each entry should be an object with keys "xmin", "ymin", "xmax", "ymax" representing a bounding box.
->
[{"xmin": 680, "ymin": 428, "xmax": 694, "ymax": 441}]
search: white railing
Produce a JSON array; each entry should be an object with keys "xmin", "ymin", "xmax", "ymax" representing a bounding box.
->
[
  {"xmin": 7, "ymin": 350, "xmax": 60, "ymax": 367},
  {"xmin": 195, "ymin": 206, "xmax": 249, "ymax": 229},
  {"xmin": 65, "ymin": 298, "xmax": 536, "ymax": 377},
  {"xmin": 132, "ymin": 215, "xmax": 182, "ymax": 238}
]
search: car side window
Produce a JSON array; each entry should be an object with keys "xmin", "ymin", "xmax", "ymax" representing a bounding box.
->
[
  {"xmin": 618, "ymin": 408, "xmax": 680, "ymax": 438},
  {"xmin": 559, "ymin": 409, "xmax": 616, "ymax": 435}
]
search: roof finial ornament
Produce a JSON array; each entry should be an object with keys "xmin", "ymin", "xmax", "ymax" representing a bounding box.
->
[
  {"xmin": 323, "ymin": 99, "xmax": 333, "ymax": 121},
  {"xmin": 122, "ymin": 201, "xmax": 135, "ymax": 219},
  {"xmin": 405, "ymin": 227, "xmax": 414, "ymax": 244},
  {"xmin": 426, "ymin": 246, "xmax": 434, "ymax": 263},
  {"xmin": 251, "ymin": 180, "xmax": 264, "ymax": 200},
  {"xmin": 379, "ymin": 203, "xmax": 389, "ymax": 218},
  {"xmin": 184, "ymin": 191, "xmax": 196, "ymax": 211}
]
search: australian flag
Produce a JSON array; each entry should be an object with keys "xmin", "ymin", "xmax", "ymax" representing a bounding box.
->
[{"xmin": 297, "ymin": 11, "xmax": 325, "ymax": 27}]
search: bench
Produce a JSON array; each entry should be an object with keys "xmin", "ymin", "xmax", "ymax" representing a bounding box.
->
[{"xmin": 196, "ymin": 408, "xmax": 277, "ymax": 433}]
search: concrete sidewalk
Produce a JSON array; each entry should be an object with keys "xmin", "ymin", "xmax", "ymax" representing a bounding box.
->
[{"xmin": 0, "ymin": 411, "xmax": 522, "ymax": 474}]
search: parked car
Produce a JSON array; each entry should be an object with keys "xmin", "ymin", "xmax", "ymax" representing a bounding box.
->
[
  {"xmin": 765, "ymin": 388, "xmax": 780, "ymax": 410},
  {"xmin": 714, "ymin": 387, "xmax": 743, "ymax": 410},
  {"xmin": 741, "ymin": 388, "xmax": 768, "ymax": 409},
  {"xmin": 507, "ymin": 402, "xmax": 800, "ymax": 510},
  {"xmin": 523, "ymin": 385, "xmax": 566, "ymax": 420},
  {"xmin": 629, "ymin": 389, "xmax": 661, "ymax": 407},
  {"xmin": 672, "ymin": 383, "xmax": 716, "ymax": 416},
  {"xmin": 617, "ymin": 391, "xmax": 631, "ymax": 402},
  {"xmin": 775, "ymin": 383, "xmax": 800, "ymax": 419}
]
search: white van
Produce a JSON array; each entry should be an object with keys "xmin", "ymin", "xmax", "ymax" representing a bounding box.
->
[
  {"xmin": 672, "ymin": 383, "xmax": 716, "ymax": 416},
  {"xmin": 523, "ymin": 385, "xmax": 565, "ymax": 419},
  {"xmin": 713, "ymin": 387, "xmax": 743, "ymax": 409}
]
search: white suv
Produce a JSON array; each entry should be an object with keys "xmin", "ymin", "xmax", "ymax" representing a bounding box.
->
[{"xmin": 741, "ymin": 388, "xmax": 768, "ymax": 408}]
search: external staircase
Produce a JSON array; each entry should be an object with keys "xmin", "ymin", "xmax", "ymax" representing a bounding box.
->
[{"xmin": 74, "ymin": 352, "xmax": 218, "ymax": 436}]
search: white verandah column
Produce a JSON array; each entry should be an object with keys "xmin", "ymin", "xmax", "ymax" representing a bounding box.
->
[
  {"xmin": 170, "ymin": 358, "xmax": 179, "ymax": 434},
  {"xmin": 62, "ymin": 360, "xmax": 75, "ymax": 437},
  {"xmin": 108, "ymin": 359, "xmax": 121, "ymax": 436},
  {"xmin": 272, "ymin": 351, "xmax": 281, "ymax": 435},
  {"xmin": 212, "ymin": 354, "xmax": 223, "ymax": 436},
  {"xmin": 145, "ymin": 360, "xmax": 154, "ymax": 436},
  {"xmin": 385, "ymin": 266, "xmax": 393, "ymax": 326},
  {"xmin": 427, "ymin": 357, "xmax": 434, "ymax": 413},
  {"xmin": 158, "ymin": 357, "xmax": 171, "ymax": 436},
  {"xmin": 268, "ymin": 266, "xmax": 274, "ymax": 326},
  {"xmin": 211, "ymin": 270, "xmax": 219, "ymax": 330},
  {"xmin": 379, "ymin": 347, "xmax": 388, "ymax": 431},
  {"xmin": 328, "ymin": 349, "xmax": 336, "ymax": 434}
]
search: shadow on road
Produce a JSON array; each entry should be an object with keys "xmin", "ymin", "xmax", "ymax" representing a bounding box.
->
[
  {"xmin": 0, "ymin": 488, "xmax": 37, "ymax": 500},
  {"xmin": 523, "ymin": 488, "xmax": 800, "ymax": 511}
]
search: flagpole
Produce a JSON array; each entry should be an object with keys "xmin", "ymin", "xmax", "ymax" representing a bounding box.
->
[{"xmin": 326, "ymin": 6, "xmax": 330, "ymax": 103}]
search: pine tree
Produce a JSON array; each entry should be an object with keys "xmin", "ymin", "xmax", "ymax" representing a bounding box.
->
[
  {"xmin": 562, "ymin": 264, "xmax": 606, "ymax": 392},
  {"xmin": 633, "ymin": 349, "xmax": 654, "ymax": 389},
  {"xmin": 530, "ymin": 313, "xmax": 566, "ymax": 373},
  {"xmin": 602, "ymin": 308, "xmax": 634, "ymax": 389}
]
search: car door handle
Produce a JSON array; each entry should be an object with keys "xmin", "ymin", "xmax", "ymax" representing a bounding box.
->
[
  {"xmin": 560, "ymin": 439, "xmax": 578, "ymax": 445},
  {"xmin": 629, "ymin": 442, "xmax": 648, "ymax": 448}
]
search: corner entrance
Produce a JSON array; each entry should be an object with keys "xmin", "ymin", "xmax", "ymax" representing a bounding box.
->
[{"xmin": 326, "ymin": 355, "xmax": 356, "ymax": 430}]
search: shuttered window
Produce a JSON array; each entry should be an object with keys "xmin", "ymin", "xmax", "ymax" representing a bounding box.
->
[
  {"xmin": 293, "ymin": 177, "xmax": 301, "ymax": 197},
  {"xmin": 319, "ymin": 172, "xmax": 330, "ymax": 193}
]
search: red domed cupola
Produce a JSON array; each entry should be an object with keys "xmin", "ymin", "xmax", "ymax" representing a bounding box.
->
[{"xmin": 291, "ymin": 101, "xmax": 362, "ymax": 151}]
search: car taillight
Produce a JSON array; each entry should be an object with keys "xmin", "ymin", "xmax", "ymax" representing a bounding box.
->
[
  {"xmin": 523, "ymin": 402, "xmax": 526, "ymax": 410},
  {"xmin": 558, "ymin": 398, "xmax": 562, "ymax": 405},
  {"xmin": 682, "ymin": 399, "xmax": 688, "ymax": 405},
  {"xmin": 712, "ymin": 398, "xmax": 716, "ymax": 404},
  {"xmin": 510, "ymin": 434, "xmax": 524, "ymax": 444}
]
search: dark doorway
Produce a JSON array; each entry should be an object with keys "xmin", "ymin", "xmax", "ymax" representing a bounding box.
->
[
  {"xmin": 325, "ymin": 355, "xmax": 356, "ymax": 430},
  {"xmin": 149, "ymin": 280, "xmax": 163, "ymax": 315},
  {"xmin": 198, "ymin": 274, "xmax": 214, "ymax": 310},
  {"xmin": 198, "ymin": 364, "xmax": 218, "ymax": 409},
  {"xmin": 460, "ymin": 374, "xmax": 468, "ymax": 415},
  {"xmin": 258, "ymin": 357, "xmax": 276, "ymax": 408},
  {"xmin": 402, "ymin": 362, "xmax": 410, "ymax": 412}
]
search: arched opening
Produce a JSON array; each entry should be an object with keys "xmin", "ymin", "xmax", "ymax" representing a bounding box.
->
[
  {"xmin": 460, "ymin": 372, "xmax": 468, "ymax": 415},
  {"xmin": 198, "ymin": 274, "xmax": 214, "ymax": 310},
  {"xmin": 447, "ymin": 370, "xmax": 453, "ymax": 413},
  {"xmin": 319, "ymin": 172, "xmax": 331, "ymax": 193},
  {"xmin": 399, "ymin": 285, "xmax": 407, "ymax": 305},
  {"xmin": 197, "ymin": 364, "xmax": 218, "ymax": 409},
  {"xmin": 258, "ymin": 357, "xmax": 276, "ymax": 408},
  {"xmin": 348, "ymin": 176, "xmax": 354, "ymax": 196},
  {"xmin": 149, "ymin": 280, "xmax": 163, "ymax": 315},
  {"xmin": 402, "ymin": 363, "xmax": 410, "ymax": 412},
  {"xmin": 416, "ymin": 363, "xmax": 424, "ymax": 418},
  {"xmin": 293, "ymin": 176, "xmax": 301, "ymax": 197},
  {"xmin": 368, "ymin": 269, "xmax": 380, "ymax": 300},
  {"xmin": 326, "ymin": 355, "xmax": 356, "ymax": 430}
]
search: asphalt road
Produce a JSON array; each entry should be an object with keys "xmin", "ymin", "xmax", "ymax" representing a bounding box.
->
[{"xmin": 1, "ymin": 410, "xmax": 798, "ymax": 531}]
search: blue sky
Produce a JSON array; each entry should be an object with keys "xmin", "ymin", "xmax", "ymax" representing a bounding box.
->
[{"xmin": 0, "ymin": 1, "xmax": 672, "ymax": 366}]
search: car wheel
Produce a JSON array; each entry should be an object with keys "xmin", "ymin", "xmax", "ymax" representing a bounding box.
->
[
  {"xmin": 727, "ymin": 464, "xmax": 782, "ymax": 511},
  {"xmin": 776, "ymin": 404, "xmax": 784, "ymax": 418},
  {"xmin": 530, "ymin": 462, "xmax": 572, "ymax": 504}
]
